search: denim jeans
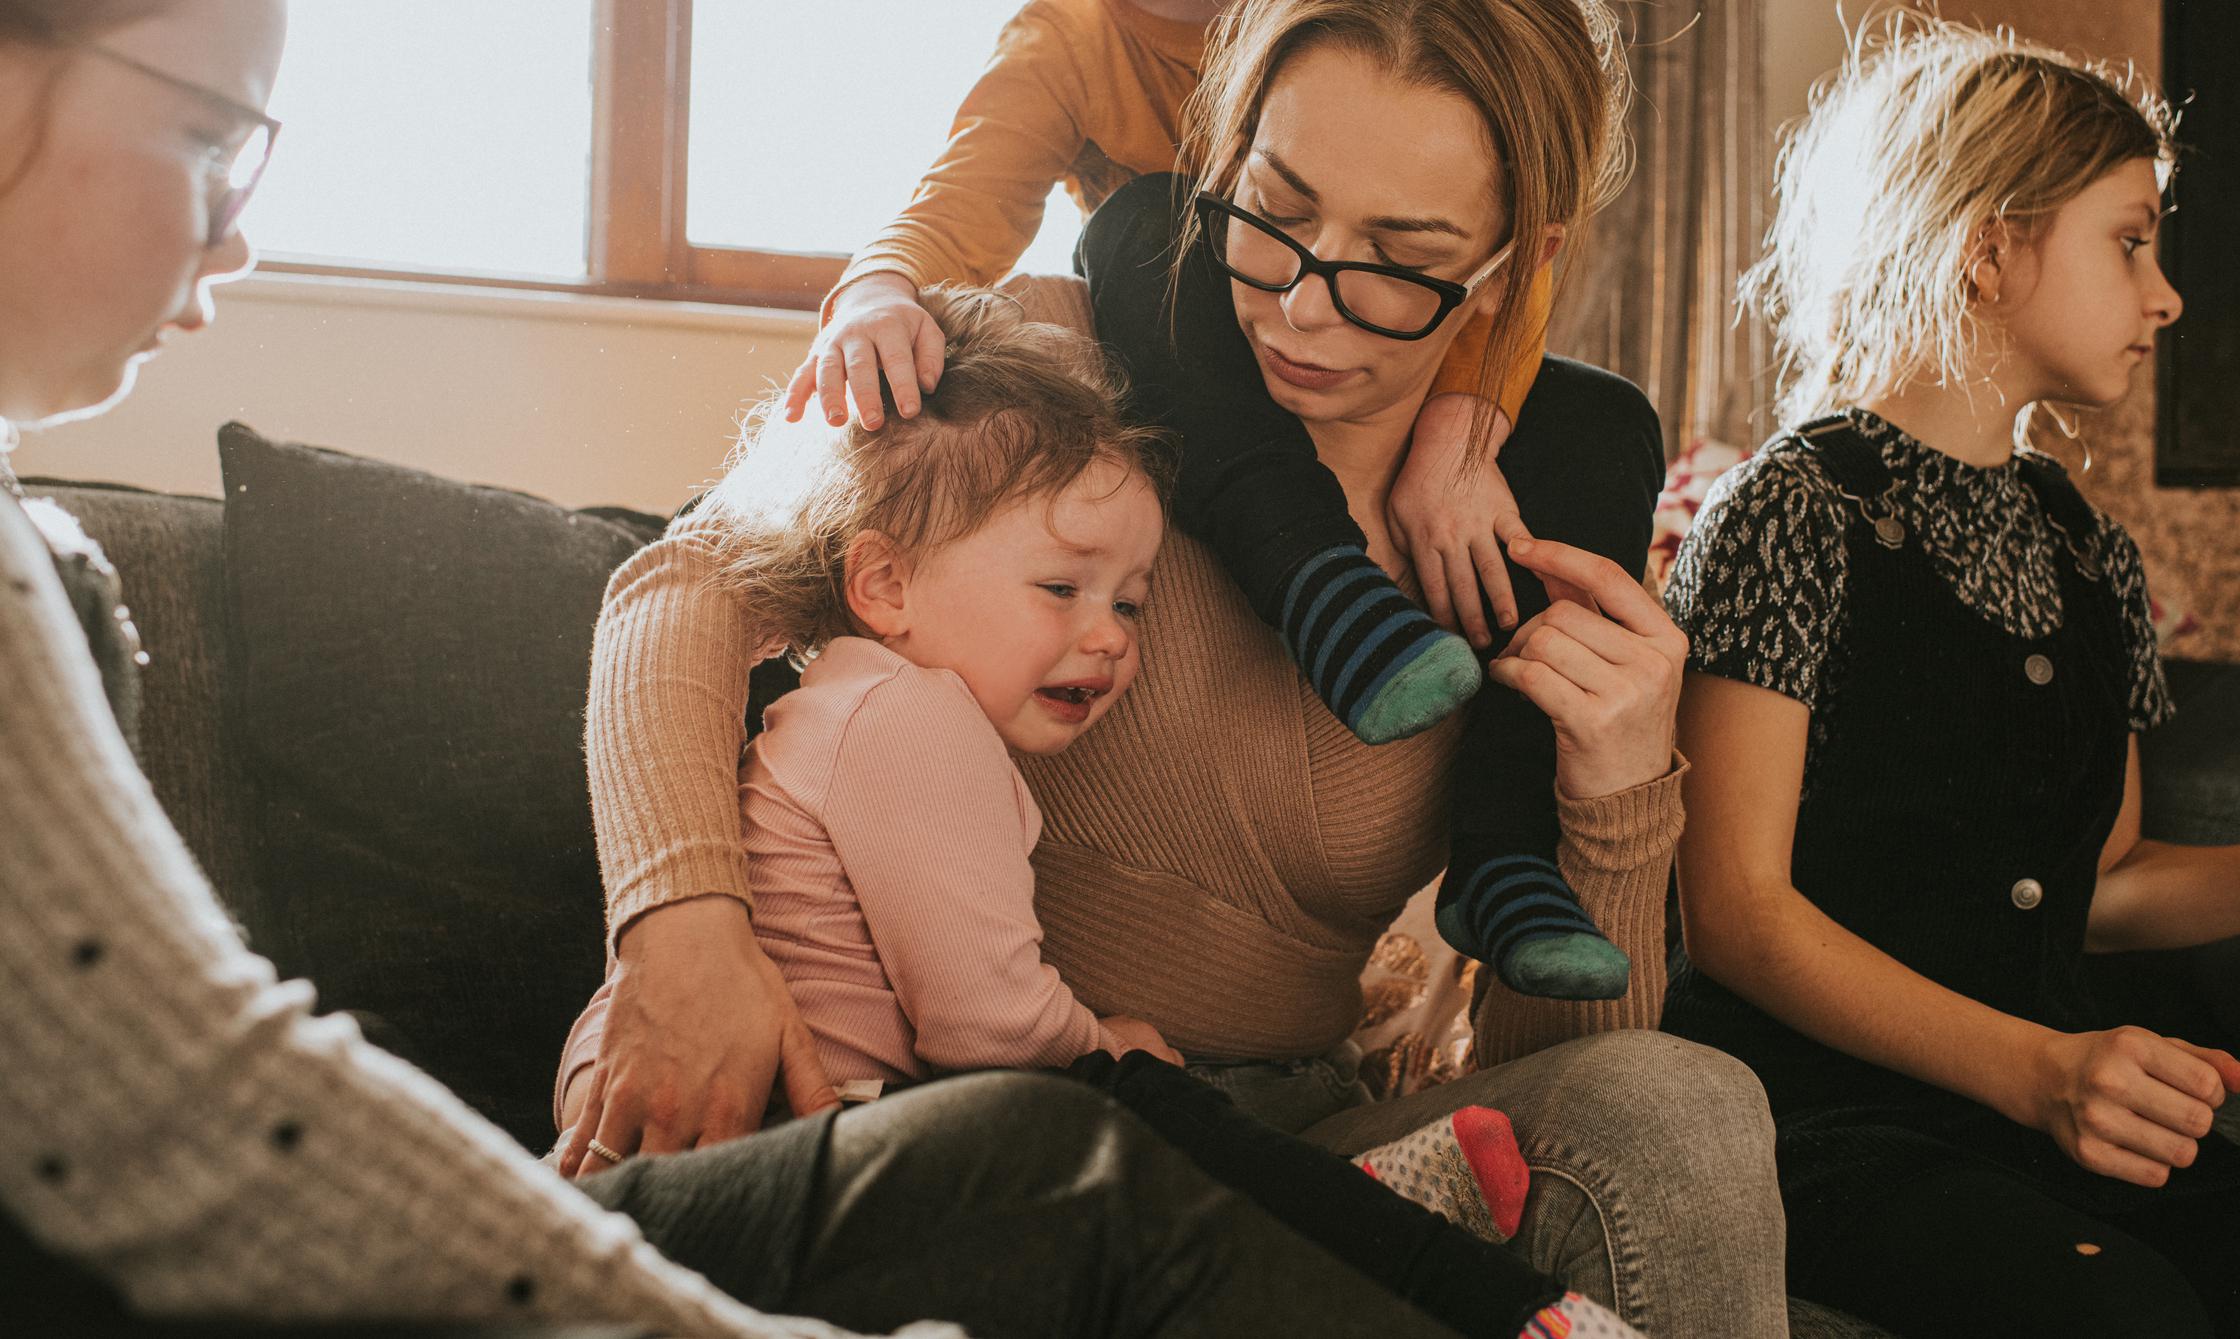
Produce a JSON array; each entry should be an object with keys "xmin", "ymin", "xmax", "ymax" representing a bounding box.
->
[{"xmin": 1194, "ymin": 1030, "xmax": 1792, "ymax": 1338}]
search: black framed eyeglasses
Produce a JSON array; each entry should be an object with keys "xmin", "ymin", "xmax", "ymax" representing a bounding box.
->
[
  {"xmin": 79, "ymin": 43, "xmax": 281, "ymax": 249},
  {"xmin": 1193, "ymin": 192, "xmax": 1511, "ymax": 341}
]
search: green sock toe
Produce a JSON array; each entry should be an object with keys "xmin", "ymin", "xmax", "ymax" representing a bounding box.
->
[
  {"xmin": 1503, "ymin": 933, "xmax": 1631, "ymax": 1001},
  {"xmin": 1352, "ymin": 633, "xmax": 1480, "ymax": 744}
]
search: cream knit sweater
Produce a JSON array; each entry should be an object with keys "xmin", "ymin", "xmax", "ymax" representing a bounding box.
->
[
  {"xmin": 588, "ymin": 277, "xmax": 1684, "ymax": 1070},
  {"xmin": 0, "ymin": 489, "xmax": 945, "ymax": 1337}
]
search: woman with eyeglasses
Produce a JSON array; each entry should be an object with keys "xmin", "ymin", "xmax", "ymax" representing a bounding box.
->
[
  {"xmin": 578, "ymin": 0, "xmax": 1788, "ymax": 1333},
  {"xmin": 0, "ymin": 2, "xmax": 1584, "ymax": 1336}
]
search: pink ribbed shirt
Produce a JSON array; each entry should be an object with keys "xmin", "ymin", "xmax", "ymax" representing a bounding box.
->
[{"xmin": 562, "ymin": 636, "xmax": 1118, "ymax": 1103}]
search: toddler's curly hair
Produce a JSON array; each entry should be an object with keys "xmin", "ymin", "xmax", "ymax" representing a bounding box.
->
[{"xmin": 700, "ymin": 285, "xmax": 1168, "ymax": 659}]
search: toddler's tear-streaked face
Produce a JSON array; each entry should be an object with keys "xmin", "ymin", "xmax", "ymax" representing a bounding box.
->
[{"xmin": 884, "ymin": 462, "xmax": 1164, "ymax": 755}]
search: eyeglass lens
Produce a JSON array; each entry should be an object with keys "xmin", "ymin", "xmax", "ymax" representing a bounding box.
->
[
  {"xmin": 1213, "ymin": 208, "xmax": 1448, "ymax": 335},
  {"xmin": 211, "ymin": 122, "xmax": 275, "ymax": 246}
]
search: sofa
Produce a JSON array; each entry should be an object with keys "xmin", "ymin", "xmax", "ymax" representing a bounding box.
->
[{"xmin": 23, "ymin": 423, "xmax": 1928, "ymax": 1338}]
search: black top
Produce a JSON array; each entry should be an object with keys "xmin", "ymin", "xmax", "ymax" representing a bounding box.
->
[
  {"xmin": 1664, "ymin": 408, "xmax": 2169, "ymax": 778},
  {"xmin": 1661, "ymin": 413, "xmax": 2240, "ymax": 1228}
]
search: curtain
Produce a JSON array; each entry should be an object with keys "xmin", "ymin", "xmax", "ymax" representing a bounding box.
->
[{"xmin": 1550, "ymin": 1, "xmax": 1772, "ymax": 458}]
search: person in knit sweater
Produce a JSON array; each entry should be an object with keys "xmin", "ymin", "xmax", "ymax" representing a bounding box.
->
[
  {"xmin": 1663, "ymin": 18, "xmax": 2240, "ymax": 1336},
  {"xmin": 0, "ymin": 3, "xmax": 1561, "ymax": 1335},
  {"xmin": 553, "ymin": 285, "xmax": 1635, "ymax": 1339},
  {"xmin": 783, "ymin": 0, "xmax": 1630, "ymax": 1004},
  {"xmin": 573, "ymin": 2, "xmax": 1791, "ymax": 1333}
]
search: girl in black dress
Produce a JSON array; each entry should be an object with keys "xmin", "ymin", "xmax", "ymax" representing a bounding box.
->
[{"xmin": 1663, "ymin": 15, "xmax": 2240, "ymax": 1338}]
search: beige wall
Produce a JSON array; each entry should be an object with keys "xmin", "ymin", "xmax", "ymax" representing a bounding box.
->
[
  {"xmin": 13, "ymin": 274, "xmax": 817, "ymax": 515},
  {"xmin": 1952, "ymin": 0, "xmax": 2240, "ymax": 663},
  {"xmin": 1763, "ymin": 0, "xmax": 1854, "ymax": 142},
  {"xmin": 13, "ymin": 1, "xmax": 1855, "ymax": 519},
  {"xmin": 42, "ymin": 6, "xmax": 2219, "ymax": 657}
]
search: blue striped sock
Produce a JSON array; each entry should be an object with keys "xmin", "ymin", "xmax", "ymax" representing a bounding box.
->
[
  {"xmin": 1278, "ymin": 545, "xmax": 1478, "ymax": 744},
  {"xmin": 1435, "ymin": 853, "xmax": 1630, "ymax": 1000}
]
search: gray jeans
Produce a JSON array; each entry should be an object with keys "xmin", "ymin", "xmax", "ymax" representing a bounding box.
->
[{"xmin": 1190, "ymin": 1029, "xmax": 1791, "ymax": 1338}]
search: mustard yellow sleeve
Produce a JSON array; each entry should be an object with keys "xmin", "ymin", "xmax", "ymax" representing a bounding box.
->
[
  {"xmin": 1429, "ymin": 262, "xmax": 1554, "ymax": 424},
  {"xmin": 828, "ymin": 3, "xmax": 1093, "ymax": 321}
]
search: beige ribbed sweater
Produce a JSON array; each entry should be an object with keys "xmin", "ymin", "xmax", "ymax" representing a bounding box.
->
[
  {"xmin": 0, "ymin": 489, "xmax": 942, "ymax": 1338},
  {"xmin": 588, "ymin": 277, "xmax": 1682, "ymax": 1068}
]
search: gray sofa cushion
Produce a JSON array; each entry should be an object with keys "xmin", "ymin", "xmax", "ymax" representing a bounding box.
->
[
  {"xmin": 216, "ymin": 423, "xmax": 663, "ymax": 1147},
  {"xmin": 17, "ymin": 479, "xmax": 259, "ymax": 912}
]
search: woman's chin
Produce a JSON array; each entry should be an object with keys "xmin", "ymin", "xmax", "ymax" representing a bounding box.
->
[{"xmin": 24, "ymin": 364, "xmax": 139, "ymax": 430}]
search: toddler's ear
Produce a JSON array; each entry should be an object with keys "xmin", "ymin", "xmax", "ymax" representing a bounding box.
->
[{"xmin": 843, "ymin": 530, "xmax": 911, "ymax": 638}]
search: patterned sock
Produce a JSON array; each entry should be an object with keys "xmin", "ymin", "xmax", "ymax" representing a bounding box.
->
[
  {"xmin": 1521, "ymin": 1292, "xmax": 1641, "ymax": 1338},
  {"xmin": 1351, "ymin": 1105, "xmax": 1529, "ymax": 1243},
  {"xmin": 1436, "ymin": 851, "xmax": 1630, "ymax": 1001},
  {"xmin": 1278, "ymin": 545, "xmax": 1479, "ymax": 744}
]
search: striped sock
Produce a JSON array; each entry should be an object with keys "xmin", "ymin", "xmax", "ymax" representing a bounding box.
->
[
  {"xmin": 1435, "ymin": 852, "xmax": 1629, "ymax": 1000},
  {"xmin": 1278, "ymin": 545, "xmax": 1478, "ymax": 744}
]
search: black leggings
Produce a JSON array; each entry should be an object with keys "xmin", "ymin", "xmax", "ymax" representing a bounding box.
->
[
  {"xmin": 1062, "ymin": 1050, "xmax": 1563, "ymax": 1338},
  {"xmin": 1793, "ymin": 1146, "xmax": 2240, "ymax": 1337},
  {"xmin": 588, "ymin": 1070, "xmax": 1535, "ymax": 1339}
]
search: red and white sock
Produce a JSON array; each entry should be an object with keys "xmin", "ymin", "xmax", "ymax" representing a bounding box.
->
[
  {"xmin": 1351, "ymin": 1104, "xmax": 1529, "ymax": 1243},
  {"xmin": 1521, "ymin": 1291, "xmax": 1640, "ymax": 1338}
]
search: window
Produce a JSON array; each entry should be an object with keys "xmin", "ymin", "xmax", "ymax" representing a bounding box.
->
[
  {"xmin": 248, "ymin": 1, "xmax": 1084, "ymax": 307},
  {"xmin": 246, "ymin": 1, "xmax": 596, "ymax": 278}
]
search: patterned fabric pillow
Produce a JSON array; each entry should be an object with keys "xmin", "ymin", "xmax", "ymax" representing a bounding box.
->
[
  {"xmin": 1350, "ymin": 884, "xmax": 1480, "ymax": 1100},
  {"xmin": 1647, "ymin": 437, "xmax": 1749, "ymax": 595}
]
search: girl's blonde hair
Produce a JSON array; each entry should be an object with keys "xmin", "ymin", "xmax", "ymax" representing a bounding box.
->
[
  {"xmin": 1747, "ymin": 10, "xmax": 2176, "ymax": 426},
  {"xmin": 700, "ymin": 285, "xmax": 1167, "ymax": 659},
  {"xmin": 1175, "ymin": 0, "xmax": 1631, "ymax": 460}
]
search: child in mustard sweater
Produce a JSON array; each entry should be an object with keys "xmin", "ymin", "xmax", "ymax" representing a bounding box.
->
[{"xmin": 782, "ymin": 0, "xmax": 1629, "ymax": 1002}]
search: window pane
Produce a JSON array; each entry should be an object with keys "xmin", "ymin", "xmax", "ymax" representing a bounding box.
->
[
  {"xmin": 689, "ymin": 4, "xmax": 1085, "ymax": 274},
  {"xmin": 241, "ymin": 1, "xmax": 595, "ymax": 277}
]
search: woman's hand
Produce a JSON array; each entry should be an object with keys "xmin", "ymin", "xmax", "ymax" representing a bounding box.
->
[
  {"xmin": 2021, "ymin": 1026, "xmax": 2240, "ymax": 1188},
  {"xmin": 782, "ymin": 271, "xmax": 945, "ymax": 430},
  {"xmin": 1387, "ymin": 393, "xmax": 1531, "ymax": 647},
  {"xmin": 1101, "ymin": 1014, "xmax": 1185, "ymax": 1065},
  {"xmin": 1486, "ymin": 538, "xmax": 1685, "ymax": 800},
  {"xmin": 556, "ymin": 897, "xmax": 839, "ymax": 1179}
]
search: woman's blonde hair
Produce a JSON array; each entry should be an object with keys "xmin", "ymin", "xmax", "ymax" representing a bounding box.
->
[
  {"xmin": 1747, "ymin": 10, "xmax": 2176, "ymax": 426},
  {"xmin": 699, "ymin": 285, "xmax": 1168, "ymax": 659},
  {"xmin": 1175, "ymin": 0, "xmax": 1631, "ymax": 457}
]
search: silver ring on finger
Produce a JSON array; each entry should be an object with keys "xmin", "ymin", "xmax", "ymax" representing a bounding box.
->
[{"xmin": 586, "ymin": 1138, "xmax": 627, "ymax": 1165}]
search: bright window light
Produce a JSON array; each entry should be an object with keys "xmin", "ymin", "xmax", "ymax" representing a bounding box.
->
[
  {"xmin": 240, "ymin": 1, "xmax": 595, "ymax": 278},
  {"xmin": 688, "ymin": 3, "xmax": 1085, "ymax": 276}
]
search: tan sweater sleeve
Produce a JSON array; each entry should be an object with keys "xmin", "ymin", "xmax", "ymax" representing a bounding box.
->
[
  {"xmin": 588, "ymin": 508, "xmax": 762, "ymax": 951},
  {"xmin": 830, "ymin": 3, "xmax": 1096, "ymax": 315},
  {"xmin": 1472, "ymin": 754, "xmax": 1689, "ymax": 1066},
  {"xmin": 0, "ymin": 501, "xmax": 897, "ymax": 1338},
  {"xmin": 1428, "ymin": 262, "xmax": 1554, "ymax": 428}
]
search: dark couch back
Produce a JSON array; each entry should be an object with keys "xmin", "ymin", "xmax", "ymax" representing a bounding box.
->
[
  {"xmin": 24, "ymin": 455, "xmax": 656, "ymax": 1151},
  {"xmin": 27, "ymin": 483, "xmax": 261, "ymax": 911}
]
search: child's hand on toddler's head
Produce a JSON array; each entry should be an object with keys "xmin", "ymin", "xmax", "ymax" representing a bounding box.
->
[
  {"xmin": 1388, "ymin": 392, "xmax": 1533, "ymax": 650},
  {"xmin": 785, "ymin": 272, "xmax": 948, "ymax": 431},
  {"xmin": 1101, "ymin": 1014, "xmax": 1184, "ymax": 1066}
]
